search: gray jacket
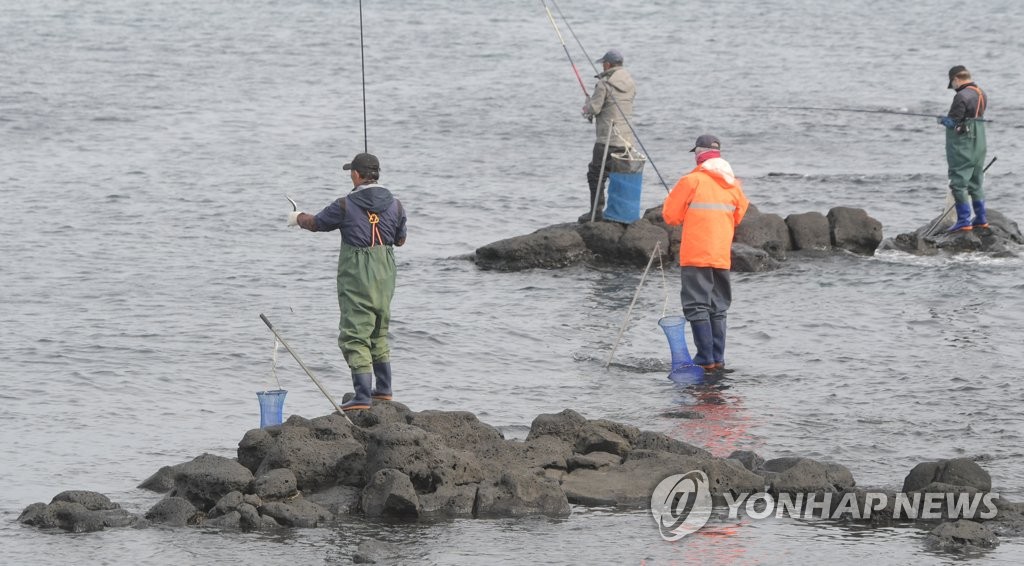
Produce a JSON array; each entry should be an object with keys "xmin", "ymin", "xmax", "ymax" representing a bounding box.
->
[{"xmin": 586, "ymin": 66, "xmax": 635, "ymax": 146}]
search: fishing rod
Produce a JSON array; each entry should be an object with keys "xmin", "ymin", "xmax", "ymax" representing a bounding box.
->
[
  {"xmin": 922, "ymin": 156, "xmax": 997, "ymax": 238},
  {"xmin": 549, "ymin": 0, "xmax": 670, "ymax": 193},
  {"xmin": 764, "ymin": 105, "xmax": 994, "ymax": 123},
  {"xmin": 358, "ymin": 0, "xmax": 368, "ymax": 152},
  {"xmin": 540, "ymin": 0, "xmax": 589, "ymax": 101}
]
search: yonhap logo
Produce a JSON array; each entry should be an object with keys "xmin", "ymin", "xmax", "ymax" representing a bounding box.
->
[
  {"xmin": 650, "ymin": 470, "xmax": 713, "ymax": 541},
  {"xmin": 650, "ymin": 469, "xmax": 1000, "ymax": 541}
]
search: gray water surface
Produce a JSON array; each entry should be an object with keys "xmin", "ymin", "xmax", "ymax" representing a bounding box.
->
[{"xmin": 3, "ymin": 1, "xmax": 1024, "ymax": 564}]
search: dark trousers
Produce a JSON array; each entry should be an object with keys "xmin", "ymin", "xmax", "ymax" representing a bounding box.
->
[
  {"xmin": 587, "ymin": 143, "xmax": 624, "ymax": 214},
  {"xmin": 680, "ymin": 266, "xmax": 732, "ymax": 322}
]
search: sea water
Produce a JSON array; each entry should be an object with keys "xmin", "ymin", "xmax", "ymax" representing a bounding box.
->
[{"xmin": 2, "ymin": 1, "xmax": 1024, "ymax": 563}]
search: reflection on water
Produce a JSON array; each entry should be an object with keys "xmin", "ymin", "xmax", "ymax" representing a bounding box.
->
[{"xmin": 665, "ymin": 374, "xmax": 754, "ymax": 458}]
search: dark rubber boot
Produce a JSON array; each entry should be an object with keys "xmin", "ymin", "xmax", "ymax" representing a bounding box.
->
[
  {"xmin": 340, "ymin": 373, "xmax": 372, "ymax": 411},
  {"xmin": 710, "ymin": 317, "xmax": 734, "ymax": 373},
  {"xmin": 689, "ymin": 320, "xmax": 715, "ymax": 370},
  {"xmin": 971, "ymin": 200, "xmax": 988, "ymax": 228},
  {"xmin": 947, "ymin": 202, "xmax": 973, "ymax": 232},
  {"xmin": 371, "ymin": 361, "xmax": 393, "ymax": 401}
]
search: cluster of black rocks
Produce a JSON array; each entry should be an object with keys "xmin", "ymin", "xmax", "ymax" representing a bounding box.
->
[
  {"xmin": 472, "ymin": 204, "xmax": 1022, "ymax": 272},
  {"xmin": 18, "ymin": 403, "xmax": 1024, "ymax": 556},
  {"xmin": 473, "ymin": 204, "xmax": 883, "ymax": 272}
]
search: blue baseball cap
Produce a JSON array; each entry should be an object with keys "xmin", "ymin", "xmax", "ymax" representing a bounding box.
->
[{"xmin": 596, "ymin": 49, "xmax": 623, "ymax": 65}]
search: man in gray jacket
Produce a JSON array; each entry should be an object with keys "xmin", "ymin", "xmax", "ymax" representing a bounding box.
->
[{"xmin": 582, "ymin": 49, "xmax": 635, "ymax": 221}]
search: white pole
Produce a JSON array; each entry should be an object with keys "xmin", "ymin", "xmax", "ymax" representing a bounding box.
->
[
  {"xmin": 605, "ymin": 241, "xmax": 661, "ymax": 367},
  {"xmin": 591, "ymin": 121, "xmax": 615, "ymax": 223}
]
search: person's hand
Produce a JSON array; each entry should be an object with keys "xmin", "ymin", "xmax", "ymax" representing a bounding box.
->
[
  {"xmin": 581, "ymin": 103, "xmax": 594, "ymax": 121},
  {"xmin": 937, "ymin": 116, "xmax": 956, "ymax": 128},
  {"xmin": 287, "ymin": 211, "xmax": 302, "ymax": 226}
]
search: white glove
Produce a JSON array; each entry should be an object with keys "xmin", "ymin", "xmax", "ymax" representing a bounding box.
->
[{"xmin": 287, "ymin": 211, "xmax": 302, "ymax": 226}]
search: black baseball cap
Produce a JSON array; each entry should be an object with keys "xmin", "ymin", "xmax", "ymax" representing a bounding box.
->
[
  {"xmin": 947, "ymin": 65, "xmax": 969, "ymax": 89},
  {"xmin": 689, "ymin": 134, "xmax": 721, "ymax": 152},
  {"xmin": 342, "ymin": 153, "xmax": 380, "ymax": 173}
]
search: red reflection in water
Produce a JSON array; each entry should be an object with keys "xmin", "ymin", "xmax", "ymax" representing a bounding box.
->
[
  {"xmin": 666, "ymin": 374, "xmax": 757, "ymax": 457},
  {"xmin": 637, "ymin": 523, "xmax": 748, "ymax": 566}
]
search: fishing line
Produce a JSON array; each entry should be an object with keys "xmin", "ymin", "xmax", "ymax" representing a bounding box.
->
[
  {"xmin": 358, "ymin": 0, "xmax": 368, "ymax": 152},
  {"xmin": 549, "ymin": 0, "xmax": 671, "ymax": 193},
  {"xmin": 268, "ymin": 337, "xmax": 283, "ymax": 390}
]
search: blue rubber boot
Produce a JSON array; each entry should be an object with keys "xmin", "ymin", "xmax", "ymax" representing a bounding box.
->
[
  {"xmin": 340, "ymin": 372, "xmax": 372, "ymax": 411},
  {"xmin": 971, "ymin": 200, "xmax": 988, "ymax": 228},
  {"xmin": 947, "ymin": 202, "xmax": 973, "ymax": 232},
  {"xmin": 371, "ymin": 361, "xmax": 393, "ymax": 401},
  {"xmin": 689, "ymin": 320, "xmax": 716, "ymax": 371},
  {"xmin": 710, "ymin": 317, "xmax": 734, "ymax": 374}
]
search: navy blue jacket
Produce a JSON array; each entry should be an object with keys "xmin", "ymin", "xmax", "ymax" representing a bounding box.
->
[
  {"xmin": 311, "ymin": 184, "xmax": 407, "ymax": 247},
  {"xmin": 948, "ymin": 82, "xmax": 986, "ymax": 121}
]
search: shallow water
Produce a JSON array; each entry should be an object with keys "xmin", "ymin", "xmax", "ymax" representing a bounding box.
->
[{"xmin": 3, "ymin": 0, "xmax": 1024, "ymax": 563}]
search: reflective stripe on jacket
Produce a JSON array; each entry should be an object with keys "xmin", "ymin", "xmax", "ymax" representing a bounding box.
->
[{"xmin": 662, "ymin": 158, "xmax": 749, "ymax": 269}]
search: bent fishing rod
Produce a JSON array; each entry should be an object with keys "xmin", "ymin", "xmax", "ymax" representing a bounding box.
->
[
  {"xmin": 541, "ymin": 0, "xmax": 589, "ymax": 103},
  {"xmin": 549, "ymin": 0, "xmax": 671, "ymax": 193}
]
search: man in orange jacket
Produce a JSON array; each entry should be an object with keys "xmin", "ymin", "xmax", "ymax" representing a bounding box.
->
[{"xmin": 662, "ymin": 134, "xmax": 749, "ymax": 373}]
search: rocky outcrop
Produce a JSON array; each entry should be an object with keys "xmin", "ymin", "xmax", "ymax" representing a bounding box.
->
[
  {"xmin": 474, "ymin": 204, "xmax": 887, "ymax": 272},
  {"xmin": 903, "ymin": 458, "xmax": 992, "ymax": 493},
  {"xmin": 18, "ymin": 405, "xmax": 1022, "ymax": 558},
  {"xmin": 881, "ymin": 208, "xmax": 1023, "ymax": 256},
  {"xmin": 474, "ymin": 224, "xmax": 589, "ymax": 271},
  {"xmin": 827, "ymin": 206, "xmax": 884, "ymax": 255},
  {"xmin": 734, "ymin": 206, "xmax": 791, "ymax": 259},
  {"xmin": 17, "ymin": 491, "xmax": 142, "ymax": 532},
  {"xmin": 785, "ymin": 211, "xmax": 831, "ymax": 251},
  {"xmin": 145, "ymin": 497, "xmax": 200, "ymax": 527},
  {"xmin": 926, "ymin": 520, "xmax": 999, "ymax": 552},
  {"xmin": 166, "ymin": 453, "xmax": 255, "ymax": 512},
  {"xmin": 761, "ymin": 457, "xmax": 856, "ymax": 494}
]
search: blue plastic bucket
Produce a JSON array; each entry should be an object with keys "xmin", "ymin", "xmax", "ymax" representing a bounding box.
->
[{"xmin": 603, "ymin": 171, "xmax": 643, "ymax": 224}]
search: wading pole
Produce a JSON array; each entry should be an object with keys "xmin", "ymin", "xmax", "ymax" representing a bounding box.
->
[
  {"xmin": 605, "ymin": 241, "xmax": 662, "ymax": 368},
  {"xmin": 922, "ymin": 156, "xmax": 997, "ymax": 238},
  {"xmin": 591, "ymin": 123, "xmax": 614, "ymax": 223},
  {"xmin": 260, "ymin": 314, "xmax": 351, "ymax": 423}
]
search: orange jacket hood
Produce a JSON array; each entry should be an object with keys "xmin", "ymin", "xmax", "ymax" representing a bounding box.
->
[{"xmin": 662, "ymin": 158, "xmax": 749, "ymax": 269}]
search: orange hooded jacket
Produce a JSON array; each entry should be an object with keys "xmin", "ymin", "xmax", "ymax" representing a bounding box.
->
[{"xmin": 662, "ymin": 157, "xmax": 749, "ymax": 269}]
